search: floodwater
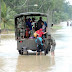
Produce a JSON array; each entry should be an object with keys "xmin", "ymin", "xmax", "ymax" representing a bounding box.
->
[{"xmin": 0, "ymin": 22, "xmax": 72, "ymax": 72}]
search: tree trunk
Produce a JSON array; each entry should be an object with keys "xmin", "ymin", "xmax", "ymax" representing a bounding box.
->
[
  {"xmin": 0, "ymin": 0, "xmax": 1, "ymax": 28},
  {"xmin": 4, "ymin": 23, "xmax": 5, "ymax": 29},
  {"xmin": 0, "ymin": 0, "xmax": 1, "ymax": 42}
]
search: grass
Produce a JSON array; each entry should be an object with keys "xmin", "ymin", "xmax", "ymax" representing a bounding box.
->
[
  {"xmin": 1, "ymin": 20, "xmax": 15, "ymax": 34},
  {"xmin": 1, "ymin": 30, "xmax": 15, "ymax": 34},
  {"xmin": 52, "ymin": 24, "xmax": 62, "ymax": 30},
  {"xmin": 1, "ymin": 19, "xmax": 15, "ymax": 30},
  {"xmin": 50, "ymin": 24, "xmax": 62, "ymax": 33}
]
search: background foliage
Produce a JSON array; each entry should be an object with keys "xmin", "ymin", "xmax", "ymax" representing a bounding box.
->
[{"xmin": 1, "ymin": 0, "xmax": 72, "ymax": 30}]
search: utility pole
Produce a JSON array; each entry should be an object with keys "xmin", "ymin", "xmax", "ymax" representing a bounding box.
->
[{"xmin": 0, "ymin": 0, "xmax": 1, "ymax": 42}]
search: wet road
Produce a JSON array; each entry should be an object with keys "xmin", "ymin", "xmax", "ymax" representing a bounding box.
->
[{"xmin": 0, "ymin": 22, "xmax": 72, "ymax": 72}]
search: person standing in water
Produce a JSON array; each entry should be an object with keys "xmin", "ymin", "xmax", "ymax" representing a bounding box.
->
[
  {"xmin": 35, "ymin": 35, "xmax": 44, "ymax": 55},
  {"xmin": 45, "ymin": 35, "xmax": 56, "ymax": 56}
]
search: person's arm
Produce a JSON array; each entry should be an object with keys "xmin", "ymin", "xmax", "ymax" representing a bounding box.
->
[{"xmin": 44, "ymin": 31, "xmax": 48, "ymax": 34}]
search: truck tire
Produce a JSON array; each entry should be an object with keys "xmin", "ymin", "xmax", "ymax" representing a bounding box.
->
[
  {"xmin": 21, "ymin": 52, "xmax": 23, "ymax": 55},
  {"xmin": 18, "ymin": 50, "xmax": 21, "ymax": 54},
  {"xmin": 18, "ymin": 50, "xmax": 23, "ymax": 55}
]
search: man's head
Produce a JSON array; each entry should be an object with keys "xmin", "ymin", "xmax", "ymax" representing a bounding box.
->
[
  {"xmin": 32, "ymin": 18, "xmax": 35, "ymax": 21},
  {"xmin": 41, "ymin": 21, "xmax": 44, "ymax": 25},
  {"xmin": 39, "ymin": 17, "xmax": 42, "ymax": 20},
  {"xmin": 48, "ymin": 34, "xmax": 51, "ymax": 39},
  {"xmin": 26, "ymin": 19, "xmax": 28, "ymax": 22},
  {"xmin": 39, "ymin": 28, "xmax": 43, "ymax": 32},
  {"xmin": 51, "ymin": 24, "xmax": 53, "ymax": 27}
]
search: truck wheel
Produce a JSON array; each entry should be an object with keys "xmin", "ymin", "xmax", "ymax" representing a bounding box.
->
[
  {"xmin": 21, "ymin": 52, "xmax": 23, "ymax": 55},
  {"xmin": 18, "ymin": 50, "xmax": 21, "ymax": 54},
  {"xmin": 18, "ymin": 50, "xmax": 23, "ymax": 55}
]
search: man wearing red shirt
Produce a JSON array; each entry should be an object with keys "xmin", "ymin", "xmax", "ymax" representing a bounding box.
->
[{"xmin": 36, "ymin": 28, "xmax": 47, "ymax": 37}]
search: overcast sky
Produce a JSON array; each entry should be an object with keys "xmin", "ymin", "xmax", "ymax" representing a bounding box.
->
[{"xmin": 66, "ymin": 0, "xmax": 72, "ymax": 5}]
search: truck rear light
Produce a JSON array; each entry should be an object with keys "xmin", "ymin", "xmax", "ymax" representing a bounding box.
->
[{"xmin": 19, "ymin": 41, "xmax": 23, "ymax": 43}]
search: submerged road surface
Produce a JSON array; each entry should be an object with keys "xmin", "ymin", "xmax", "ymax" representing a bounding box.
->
[{"xmin": 0, "ymin": 22, "xmax": 72, "ymax": 72}]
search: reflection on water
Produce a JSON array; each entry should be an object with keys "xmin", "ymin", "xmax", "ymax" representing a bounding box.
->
[
  {"xmin": 0, "ymin": 34, "xmax": 55, "ymax": 72},
  {"xmin": 0, "ymin": 58, "xmax": 5, "ymax": 72},
  {"xmin": 0, "ymin": 33, "xmax": 55, "ymax": 72},
  {"xmin": 16, "ymin": 56, "xmax": 55, "ymax": 72}
]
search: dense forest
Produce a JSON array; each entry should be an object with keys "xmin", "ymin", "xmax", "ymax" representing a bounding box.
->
[{"xmin": 1, "ymin": 0, "xmax": 72, "ymax": 30}]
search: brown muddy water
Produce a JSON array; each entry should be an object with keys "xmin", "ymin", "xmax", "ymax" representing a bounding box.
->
[{"xmin": 0, "ymin": 22, "xmax": 72, "ymax": 72}]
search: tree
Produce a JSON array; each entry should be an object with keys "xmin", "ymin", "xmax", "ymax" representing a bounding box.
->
[
  {"xmin": 2, "ymin": 0, "xmax": 72, "ymax": 25},
  {"xmin": 0, "ymin": 0, "xmax": 1, "ymax": 42},
  {"xmin": 1, "ymin": 0, "xmax": 17, "ymax": 29},
  {"xmin": 1, "ymin": 0, "xmax": 7, "ymax": 29},
  {"xmin": 0, "ymin": 0, "xmax": 1, "ymax": 27}
]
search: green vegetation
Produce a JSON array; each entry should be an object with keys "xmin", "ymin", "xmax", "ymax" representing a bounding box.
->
[
  {"xmin": 1, "ymin": 0, "xmax": 17, "ymax": 30},
  {"xmin": 52, "ymin": 25, "xmax": 62, "ymax": 30},
  {"xmin": 1, "ymin": 0, "xmax": 72, "ymax": 30}
]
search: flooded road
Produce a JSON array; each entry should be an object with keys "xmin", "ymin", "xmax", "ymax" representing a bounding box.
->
[{"xmin": 0, "ymin": 22, "xmax": 72, "ymax": 72}]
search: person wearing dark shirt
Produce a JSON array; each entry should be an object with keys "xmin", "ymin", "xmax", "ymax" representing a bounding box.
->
[
  {"xmin": 26, "ymin": 19, "xmax": 32, "ymax": 30},
  {"xmin": 37, "ymin": 17, "xmax": 43, "ymax": 30}
]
